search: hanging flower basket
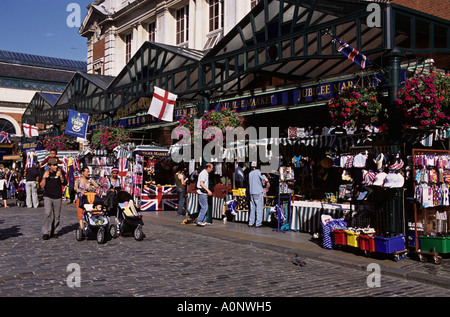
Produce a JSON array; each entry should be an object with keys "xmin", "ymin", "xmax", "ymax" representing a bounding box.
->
[
  {"xmin": 91, "ymin": 126, "xmax": 131, "ymax": 151},
  {"xmin": 174, "ymin": 109, "xmax": 244, "ymax": 142},
  {"xmin": 328, "ymin": 85, "xmax": 385, "ymax": 128},
  {"xmin": 395, "ymin": 71, "xmax": 450, "ymax": 128},
  {"xmin": 43, "ymin": 135, "xmax": 78, "ymax": 151}
]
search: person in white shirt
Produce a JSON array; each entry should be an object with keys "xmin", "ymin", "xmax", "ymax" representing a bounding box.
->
[{"xmin": 196, "ymin": 163, "xmax": 213, "ymax": 226}]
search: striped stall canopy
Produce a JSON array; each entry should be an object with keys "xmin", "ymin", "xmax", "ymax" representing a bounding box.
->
[
  {"xmin": 35, "ymin": 150, "xmax": 80, "ymax": 163},
  {"xmin": 290, "ymin": 202, "xmax": 352, "ymax": 233}
]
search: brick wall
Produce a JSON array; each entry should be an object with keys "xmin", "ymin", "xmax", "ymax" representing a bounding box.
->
[{"xmin": 392, "ymin": 0, "xmax": 450, "ymax": 20}]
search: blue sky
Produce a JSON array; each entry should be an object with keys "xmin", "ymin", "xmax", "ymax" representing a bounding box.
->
[{"xmin": 0, "ymin": 0, "xmax": 92, "ymax": 62}]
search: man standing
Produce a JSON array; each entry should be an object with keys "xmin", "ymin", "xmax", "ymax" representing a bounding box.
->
[
  {"xmin": 24, "ymin": 163, "xmax": 40, "ymax": 208},
  {"xmin": 248, "ymin": 162, "xmax": 268, "ymax": 228},
  {"xmin": 196, "ymin": 163, "xmax": 213, "ymax": 226},
  {"xmin": 40, "ymin": 158, "xmax": 67, "ymax": 240}
]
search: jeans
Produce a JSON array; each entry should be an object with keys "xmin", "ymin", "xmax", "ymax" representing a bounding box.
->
[
  {"xmin": 42, "ymin": 197, "xmax": 62, "ymax": 235},
  {"xmin": 177, "ymin": 188, "xmax": 186, "ymax": 215},
  {"xmin": 26, "ymin": 181, "xmax": 39, "ymax": 208},
  {"xmin": 197, "ymin": 194, "xmax": 208, "ymax": 224},
  {"xmin": 249, "ymin": 193, "xmax": 264, "ymax": 227}
]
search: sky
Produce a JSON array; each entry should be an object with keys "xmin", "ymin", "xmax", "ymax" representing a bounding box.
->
[{"xmin": 0, "ymin": 0, "xmax": 93, "ymax": 62}]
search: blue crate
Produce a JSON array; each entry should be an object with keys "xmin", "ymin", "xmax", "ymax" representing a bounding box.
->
[{"xmin": 375, "ymin": 235, "xmax": 406, "ymax": 254}]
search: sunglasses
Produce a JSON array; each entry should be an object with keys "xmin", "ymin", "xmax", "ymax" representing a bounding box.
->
[{"xmin": 49, "ymin": 164, "xmax": 58, "ymax": 166}]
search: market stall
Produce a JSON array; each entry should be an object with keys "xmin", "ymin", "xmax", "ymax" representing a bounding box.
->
[{"xmin": 133, "ymin": 145, "xmax": 178, "ymax": 211}]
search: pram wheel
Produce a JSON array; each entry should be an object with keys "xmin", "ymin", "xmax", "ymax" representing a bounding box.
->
[
  {"xmin": 97, "ymin": 228, "xmax": 106, "ymax": 244},
  {"xmin": 109, "ymin": 224, "xmax": 119, "ymax": 239},
  {"xmin": 134, "ymin": 226, "xmax": 144, "ymax": 241},
  {"xmin": 75, "ymin": 228, "xmax": 84, "ymax": 241}
]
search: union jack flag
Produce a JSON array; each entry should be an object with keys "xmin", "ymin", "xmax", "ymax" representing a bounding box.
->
[
  {"xmin": 0, "ymin": 131, "xmax": 11, "ymax": 144},
  {"xmin": 118, "ymin": 158, "xmax": 128, "ymax": 188},
  {"xmin": 336, "ymin": 38, "xmax": 369, "ymax": 69},
  {"xmin": 140, "ymin": 186, "xmax": 179, "ymax": 211}
]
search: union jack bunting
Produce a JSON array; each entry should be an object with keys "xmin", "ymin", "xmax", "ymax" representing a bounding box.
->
[
  {"xmin": 0, "ymin": 131, "xmax": 11, "ymax": 144},
  {"xmin": 335, "ymin": 38, "xmax": 369, "ymax": 69},
  {"xmin": 140, "ymin": 186, "xmax": 178, "ymax": 211}
]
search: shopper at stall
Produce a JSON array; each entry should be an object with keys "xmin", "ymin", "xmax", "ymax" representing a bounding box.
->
[
  {"xmin": 235, "ymin": 162, "xmax": 245, "ymax": 188},
  {"xmin": 196, "ymin": 163, "xmax": 213, "ymax": 226},
  {"xmin": 248, "ymin": 162, "xmax": 268, "ymax": 228},
  {"xmin": 24, "ymin": 163, "xmax": 41, "ymax": 208},
  {"xmin": 175, "ymin": 165, "xmax": 187, "ymax": 216},
  {"xmin": 40, "ymin": 158, "xmax": 67, "ymax": 240},
  {"xmin": 74, "ymin": 167, "xmax": 99, "ymax": 230}
]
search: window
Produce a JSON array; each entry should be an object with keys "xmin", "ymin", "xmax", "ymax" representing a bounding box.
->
[
  {"xmin": 148, "ymin": 22, "xmax": 156, "ymax": 42},
  {"xmin": 209, "ymin": 0, "xmax": 223, "ymax": 32},
  {"xmin": 125, "ymin": 33, "xmax": 132, "ymax": 62},
  {"xmin": 176, "ymin": 6, "xmax": 189, "ymax": 45}
]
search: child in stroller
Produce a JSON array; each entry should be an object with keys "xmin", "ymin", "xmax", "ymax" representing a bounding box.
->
[
  {"xmin": 75, "ymin": 192, "xmax": 111, "ymax": 244},
  {"xmin": 15, "ymin": 179, "xmax": 26, "ymax": 207},
  {"xmin": 110, "ymin": 191, "xmax": 144, "ymax": 241}
]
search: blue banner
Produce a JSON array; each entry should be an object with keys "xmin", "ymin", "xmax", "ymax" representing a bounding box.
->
[{"xmin": 65, "ymin": 109, "xmax": 89, "ymax": 139}]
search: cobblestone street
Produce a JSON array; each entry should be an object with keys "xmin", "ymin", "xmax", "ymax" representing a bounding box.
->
[{"xmin": 0, "ymin": 203, "xmax": 449, "ymax": 299}]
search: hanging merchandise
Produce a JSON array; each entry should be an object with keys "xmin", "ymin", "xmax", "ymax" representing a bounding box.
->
[{"xmin": 412, "ymin": 149, "xmax": 450, "ymax": 265}]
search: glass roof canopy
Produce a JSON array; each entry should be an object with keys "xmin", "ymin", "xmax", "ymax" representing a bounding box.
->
[{"xmin": 23, "ymin": 0, "xmax": 450, "ymax": 126}]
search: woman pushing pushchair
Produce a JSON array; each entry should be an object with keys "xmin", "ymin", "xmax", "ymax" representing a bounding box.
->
[{"xmin": 75, "ymin": 167, "xmax": 99, "ymax": 231}]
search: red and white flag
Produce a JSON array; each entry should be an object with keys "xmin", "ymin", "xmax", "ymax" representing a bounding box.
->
[
  {"xmin": 148, "ymin": 87, "xmax": 177, "ymax": 122},
  {"xmin": 23, "ymin": 123, "xmax": 39, "ymax": 137}
]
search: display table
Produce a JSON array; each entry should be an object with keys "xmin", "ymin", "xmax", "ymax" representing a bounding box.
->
[
  {"xmin": 290, "ymin": 201, "xmax": 352, "ymax": 233},
  {"xmin": 140, "ymin": 185, "xmax": 179, "ymax": 211},
  {"xmin": 187, "ymin": 193, "xmax": 279, "ymax": 223}
]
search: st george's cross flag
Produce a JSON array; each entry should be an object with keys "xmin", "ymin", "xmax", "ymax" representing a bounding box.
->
[
  {"xmin": 148, "ymin": 87, "xmax": 177, "ymax": 122},
  {"xmin": 23, "ymin": 123, "xmax": 39, "ymax": 138},
  {"xmin": 335, "ymin": 38, "xmax": 369, "ymax": 69}
]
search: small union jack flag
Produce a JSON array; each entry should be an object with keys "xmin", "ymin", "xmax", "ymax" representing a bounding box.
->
[
  {"xmin": 336, "ymin": 38, "xmax": 369, "ymax": 69},
  {"xmin": 118, "ymin": 158, "xmax": 128, "ymax": 189},
  {"xmin": 0, "ymin": 131, "xmax": 11, "ymax": 144},
  {"xmin": 140, "ymin": 186, "xmax": 179, "ymax": 211}
]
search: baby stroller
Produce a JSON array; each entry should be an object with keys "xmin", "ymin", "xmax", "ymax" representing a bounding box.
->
[
  {"xmin": 110, "ymin": 191, "xmax": 144, "ymax": 241},
  {"xmin": 15, "ymin": 179, "xmax": 26, "ymax": 207},
  {"xmin": 75, "ymin": 192, "xmax": 111, "ymax": 244}
]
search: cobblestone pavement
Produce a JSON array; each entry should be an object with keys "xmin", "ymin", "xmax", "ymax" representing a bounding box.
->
[{"xmin": 0, "ymin": 202, "xmax": 449, "ymax": 298}]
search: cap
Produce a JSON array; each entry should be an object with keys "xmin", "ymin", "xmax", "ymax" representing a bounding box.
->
[{"xmin": 48, "ymin": 158, "xmax": 58, "ymax": 165}]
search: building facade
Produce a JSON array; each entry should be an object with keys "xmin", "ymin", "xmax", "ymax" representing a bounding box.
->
[
  {"xmin": 79, "ymin": 0, "xmax": 261, "ymax": 76},
  {"xmin": 0, "ymin": 51, "xmax": 86, "ymax": 137}
]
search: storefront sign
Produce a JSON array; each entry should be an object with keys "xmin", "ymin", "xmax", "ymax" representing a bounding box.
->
[{"xmin": 211, "ymin": 78, "xmax": 356, "ymax": 113}]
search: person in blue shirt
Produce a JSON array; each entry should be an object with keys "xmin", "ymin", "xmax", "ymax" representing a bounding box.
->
[{"xmin": 248, "ymin": 162, "xmax": 268, "ymax": 227}]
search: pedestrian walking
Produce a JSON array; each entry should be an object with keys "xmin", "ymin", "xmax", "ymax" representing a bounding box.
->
[
  {"xmin": 0, "ymin": 165, "xmax": 9, "ymax": 208},
  {"xmin": 248, "ymin": 162, "xmax": 268, "ymax": 228},
  {"xmin": 196, "ymin": 163, "xmax": 213, "ymax": 226},
  {"xmin": 175, "ymin": 165, "xmax": 187, "ymax": 216},
  {"xmin": 40, "ymin": 158, "xmax": 67, "ymax": 240},
  {"xmin": 24, "ymin": 163, "xmax": 41, "ymax": 208}
]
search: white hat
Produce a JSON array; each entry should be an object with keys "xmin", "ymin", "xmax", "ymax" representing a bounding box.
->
[
  {"xmin": 383, "ymin": 173, "xmax": 404, "ymax": 188},
  {"xmin": 373, "ymin": 172, "xmax": 387, "ymax": 186},
  {"xmin": 383, "ymin": 173, "xmax": 396, "ymax": 188}
]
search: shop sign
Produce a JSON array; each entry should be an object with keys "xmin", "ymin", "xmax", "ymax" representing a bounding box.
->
[
  {"xmin": 22, "ymin": 141, "xmax": 42, "ymax": 152},
  {"xmin": 210, "ymin": 78, "xmax": 356, "ymax": 113}
]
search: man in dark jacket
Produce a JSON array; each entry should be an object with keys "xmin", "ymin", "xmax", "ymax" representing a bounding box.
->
[{"xmin": 39, "ymin": 158, "xmax": 67, "ymax": 240}]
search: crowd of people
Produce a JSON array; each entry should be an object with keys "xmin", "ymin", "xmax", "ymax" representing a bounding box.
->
[{"xmin": 173, "ymin": 161, "xmax": 271, "ymax": 228}]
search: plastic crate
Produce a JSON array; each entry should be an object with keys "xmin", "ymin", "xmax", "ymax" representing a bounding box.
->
[
  {"xmin": 345, "ymin": 230, "xmax": 360, "ymax": 248},
  {"xmin": 419, "ymin": 236, "xmax": 450, "ymax": 254},
  {"xmin": 332, "ymin": 229, "xmax": 347, "ymax": 246},
  {"xmin": 374, "ymin": 235, "xmax": 406, "ymax": 254},
  {"xmin": 359, "ymin": 235, "xmax": 376, "ymax": 252}
]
